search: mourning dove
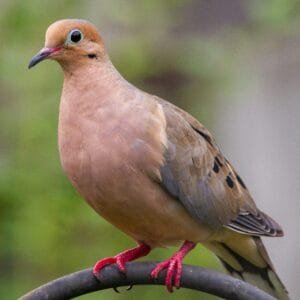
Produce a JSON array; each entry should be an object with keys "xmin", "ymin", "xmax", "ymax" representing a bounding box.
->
[{"xmin": 29, "ymin": 19, "xmax": 289, "ymax": 299}]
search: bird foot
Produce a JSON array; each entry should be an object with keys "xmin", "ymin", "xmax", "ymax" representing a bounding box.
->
[
  {"xmin": 93, "ymin": 243, "xmax": 151, "ymax": 278},
  {"xmin": 151, "ymin": 241, "xmax": 195, "ymax": 293},
  {"xmin": 151, "ymin": 256, "xmax": 182, "ymax": 292}
]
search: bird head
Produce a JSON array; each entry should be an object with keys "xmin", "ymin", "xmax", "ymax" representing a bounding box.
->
[{"xmin": 28, "ymin": 19, "xmax": 106, "ymax": 70}]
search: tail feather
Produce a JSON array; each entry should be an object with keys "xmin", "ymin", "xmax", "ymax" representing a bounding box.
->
[{"xmin": 205, "ymin": 235, "xmax": 289, "ymax": 299}]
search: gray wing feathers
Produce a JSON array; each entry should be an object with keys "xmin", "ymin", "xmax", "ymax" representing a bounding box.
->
[{"xmin": 157, "ymin": 98, "xmax": 284, "ymax": 237}]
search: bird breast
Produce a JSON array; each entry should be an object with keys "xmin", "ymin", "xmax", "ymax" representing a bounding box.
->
[
  {"xmin": 58, "ymin": 90, "xmax": 166, "ymax": 210},
  {"xmin": 57, "ymin": 87, "xmax": 213, "ymax": 246}
]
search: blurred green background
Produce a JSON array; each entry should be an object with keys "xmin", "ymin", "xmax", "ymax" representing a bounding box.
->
[{"xmin": 1, "ymin": 1, "xmax": 299, "ymax": 299}]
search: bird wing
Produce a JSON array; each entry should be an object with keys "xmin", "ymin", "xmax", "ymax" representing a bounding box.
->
[{"xmin": 156, "ymin": 98, "xmax": 283, "ymax": 236}]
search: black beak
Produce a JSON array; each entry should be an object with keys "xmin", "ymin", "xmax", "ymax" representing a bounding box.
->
[{"xmin": 28, "ymin": 47, "xmax": 60, "ymax": 69}]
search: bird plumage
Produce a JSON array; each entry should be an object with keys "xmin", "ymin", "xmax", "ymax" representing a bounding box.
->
[{"xmin": 29, "ymin": 19, "xmax": 289, "ymax": 299}]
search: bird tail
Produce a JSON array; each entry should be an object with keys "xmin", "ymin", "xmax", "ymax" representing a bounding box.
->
[{"xmin": 204, "ymin": 234, "xmax": 289, "ymax": 299}]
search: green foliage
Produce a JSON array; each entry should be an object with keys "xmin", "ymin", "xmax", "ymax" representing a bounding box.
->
[
  {"xmin": 1, "ymin": 1, "xmax": 299, "ymax": 299},
  {"xmin": 250, "ymin": 0, "xmax": 300, "ymax": 28}
]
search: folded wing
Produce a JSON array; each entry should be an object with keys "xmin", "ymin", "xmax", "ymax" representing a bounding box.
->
[{"xmin": 157, "ymin": 98, "xmax": 283, "ymax": 237}]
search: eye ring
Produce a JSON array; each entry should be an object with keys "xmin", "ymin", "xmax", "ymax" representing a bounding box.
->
[{"xmin": 67, "ymin": 29, "xmax": 83, "ymax": 44}]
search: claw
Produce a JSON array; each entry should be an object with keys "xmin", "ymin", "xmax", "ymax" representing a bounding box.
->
[
  {"xmin": 151, "ymin": 257, "xmax": 179, "ymax": 292},
  {"xmin": 93, "ymin": 243, "xmax": 151, "ymax": 280},
  {"xmin": 112, "ymin": 285, "xmax": 133, "ymax": 293},
  {"xmin": 150, "ymin": 241, "xmax": 195, "ymax": 293}
]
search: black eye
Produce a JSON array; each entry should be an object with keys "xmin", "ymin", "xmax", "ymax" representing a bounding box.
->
[{"xmin": 67, "ymin": 29, "xmax": 83, "ymax": 44}]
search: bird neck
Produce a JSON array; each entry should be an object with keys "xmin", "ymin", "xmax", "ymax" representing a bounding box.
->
[
  {"xmin": 60, "ymin": 57, "xmax": 136, "ymax": 112},
  {"xmin": 62, "ymin": 56, "xmax": 123, "ymax": 84}
]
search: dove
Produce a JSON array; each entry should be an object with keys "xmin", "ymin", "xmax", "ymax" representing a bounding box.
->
[{"xmin": 29, "ymin": 19, "xmax": 289, "ymax": 299}]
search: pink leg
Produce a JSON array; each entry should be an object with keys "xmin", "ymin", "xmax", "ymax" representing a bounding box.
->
[
  {"xmin": 151, "ymin": 241, "xmax": 195, "ymax": 292},
  {"xmin": 93, "ymin": 243, "xmax": 151, "ymax": 278}
]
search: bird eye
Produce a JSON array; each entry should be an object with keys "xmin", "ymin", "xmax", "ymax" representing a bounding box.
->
[{"xmin": 67, "ymin": 29, "xmax": 83, "ymax": 44}]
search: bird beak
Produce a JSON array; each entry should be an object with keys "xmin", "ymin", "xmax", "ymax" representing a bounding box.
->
[{"xmin": 28, "ymin": 47, "xmax": 61, "ymax": 69}]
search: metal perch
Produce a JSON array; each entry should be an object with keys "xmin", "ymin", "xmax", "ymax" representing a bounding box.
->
[{"xmin": 20, "ymin": 262, "xmax": 274, "ymax": 300}]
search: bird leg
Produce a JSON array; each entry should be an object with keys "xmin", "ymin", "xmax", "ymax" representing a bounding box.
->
[
  {"xmin": 151, "ymin": 240, "xmax": 196, "ymax": 292},
  {"xmin": 93, "ymin": 243, "xmax": 151, "ymax": 277}
]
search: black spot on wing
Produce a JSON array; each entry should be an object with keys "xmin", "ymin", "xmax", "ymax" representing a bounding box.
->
[
  {"xmin": 213, "ymin": 160, "xmax": 219, "ymax": 173},
  {"xmin": 236, "ymin": 173, "xmax": 247, "ymax": 189},
  {"xmin": 191, "ymin": 126, "xmax": 213, "ymax": 146},
  {"xmin": 226, "ymin": 175, "xmax": 234, "ymax": 188},
  {"xmin": 215, "ymin": 156, "xmax": 223, "ymax": 167}
]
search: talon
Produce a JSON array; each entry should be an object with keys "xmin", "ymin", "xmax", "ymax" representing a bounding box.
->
[
  {"xmin": 92, "ymin": 243, "xmax": 151, "ymax": 280},
  {"xmin": 150, "ymin": 260, "xmax": 169, "ymax": 279},
  {"xmin": 150, "ymin": 241, "xmax": 195, "ymax": 293},
  {"xmin": 174, "ymin": 260, "xmax": 182, "ymax": 289}
]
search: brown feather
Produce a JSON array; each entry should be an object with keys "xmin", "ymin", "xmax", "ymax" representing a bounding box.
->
[
  {"xmin": 158, "ymin": 99, "xmax": 265, "ymax": 230},
  {"xmin": 29, "ymin": 19, "xmax": 288, "ymax": 298}
]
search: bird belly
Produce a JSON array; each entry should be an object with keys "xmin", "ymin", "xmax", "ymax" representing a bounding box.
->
[
  {"xmin": 59, "ymin": 133, "xmax": 212, "ymax": 248},
  {"xmin": 84, "ymin": 175, "xmax": 213, "ymax": 248}
]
